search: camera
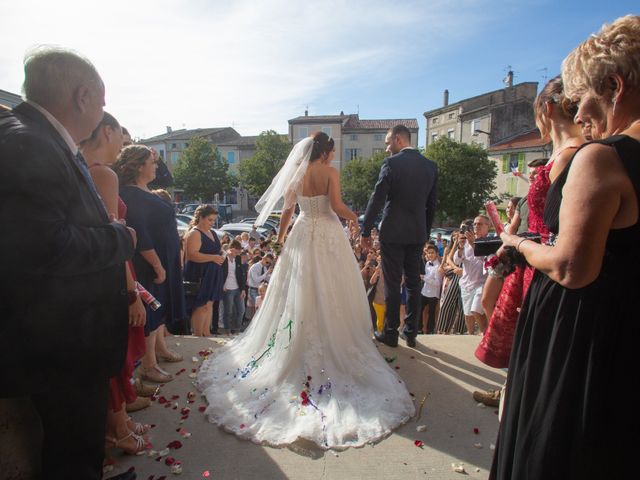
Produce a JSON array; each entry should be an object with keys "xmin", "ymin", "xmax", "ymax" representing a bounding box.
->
[{"xmin": 473, "ymin": 232, "xmax": 542, "ymax": 257}]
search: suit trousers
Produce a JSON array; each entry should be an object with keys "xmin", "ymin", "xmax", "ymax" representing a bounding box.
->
[
  {"xmin": 0, "ymin": 377, "xmax": 109, "ymax": 480},
  {"xmin": 380, "ymin": 242, "xmax": 423, "ymax": 338}
]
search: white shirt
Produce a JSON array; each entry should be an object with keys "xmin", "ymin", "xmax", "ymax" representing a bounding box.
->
[
  {"xmin": 457, "ymin": 242, "xmax": 487, "ymax": 292},
  {"xmin": 248, "ymin": 262, "xmax": 270, "ymax": 288},
  {"xmin": 224, "ymin": 256, "xmax": 239, "ymax": 290},
  {"xmin": 421, "ymin": 259, "xmax": 443, "ymax": 298},
  {"xmin": 26, "ymin": 100, "xmax": 78, "ymax": 155}
]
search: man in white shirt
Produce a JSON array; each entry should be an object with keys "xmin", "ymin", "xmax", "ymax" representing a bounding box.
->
[
  {"xmin": 222, "ymin": 240, "xmax": 247, "ymax": 334},
  {"xmin": 456, "ymin": 216, "xmax": 490, "ymax": 334},
  {"xmin": 246, "ymin": 254, "xmax": 273, "ymax": 321}
]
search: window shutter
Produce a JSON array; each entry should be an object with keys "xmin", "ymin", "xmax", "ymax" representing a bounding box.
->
[
  {"xmin": 502, "ymin": 154, "xmax": 509, "ymax": 174},
  {"xmin": 518, "ymin": 152, "xmax": 526, "ymax": 172}
]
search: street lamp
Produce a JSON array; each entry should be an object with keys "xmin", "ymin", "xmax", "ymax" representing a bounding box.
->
[{"xmin": 473, "ymin": 129, "xmax": 491, "ymax": 136}]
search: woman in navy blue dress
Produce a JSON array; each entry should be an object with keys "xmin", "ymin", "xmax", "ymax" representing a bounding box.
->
[
  {"xmin": 115, "ymin": 146, "xmax": 186, "ymax": 384},
  {"xmin": 183, "ymin": 205, "xmax": 225, "ymax": 336}
]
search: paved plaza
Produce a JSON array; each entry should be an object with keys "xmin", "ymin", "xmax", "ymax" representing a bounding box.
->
[{"xmin": 106, "ymin": 334, "xmax": 505, "ymax": 480}]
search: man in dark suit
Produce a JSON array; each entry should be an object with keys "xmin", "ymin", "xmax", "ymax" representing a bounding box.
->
[
  {"xmin": 0, "ymin": 47, "xmax": 134, "ymax": 479},
  {"xmin": 361, "ymin": 125, "xmax": 438, "ymax": 348}
]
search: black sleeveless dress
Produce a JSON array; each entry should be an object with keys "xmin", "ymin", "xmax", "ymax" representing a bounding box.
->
[{"xmin": 490, "ymin": 135, "xmax": 640, "ymax": 479}]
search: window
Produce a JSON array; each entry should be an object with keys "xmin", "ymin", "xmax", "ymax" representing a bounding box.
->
[
  {"xmin": 448, "ymin": 112, "xmax": 455, "ymax": 119},
  {"xmin": 184, "ymin": 142, "xmax": 189, "ymax": 148},
  {"xmin": 350, "ymin": 134, "xmax": 358, "ymax": 141},
  {"xmin": 470, "ymin": 119, "xmax": 480, "ymax": 135},
  {"xmin": 431, "ymin": 133, "xmax": 439, "ymax": 143},
  {"xmin": 372, "ymin": 148, "xmax": 384, "ymax": 155},
  {"xmin": 171, "ymin": 143, "xmax": 177, "ymax": 149},
  {"xmin": 299, "ymin": 127, "xmax": 308, "ymax": 138},
  {"xmin": 501, "ymin": 153, "xmax": 526, "ymax": 173},
  {"xmin": 322, "ymin": 127, "xmax": 331, "ymax": 136},
  {"xmin": 374, "ymin": 134, "xmax": 384, "ymax": 141},
  {"xmin": 506, "ymin": 177, "xmax": 518, "ymax": 196},
  {"xmin": 344, "ymin": 148, "xmax": 360, "ymax": 160},
  {"xmin": 432, "ymin": 117, "xmax": 439, "ymax": 125},
  {"xmin": 171, "ymin": 152, "xmax": 180, "ymax": 165},
  {"xmin": 227, "ymin": 151, "xmax": 235, "ymax": 164},
  {"xmin": 159, "ymin": 149, "xmax": 165, "ymax": 160},
  {"xmin": 447, "ymin": 128, "xmax": 455, "ymax": 139},
  {"xmin": 225, "ymin": 190, "xmax": 238, "ymax": 205}
]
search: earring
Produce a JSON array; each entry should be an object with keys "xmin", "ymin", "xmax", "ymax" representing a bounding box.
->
[{"xmin": 612, "ymin": 96, "xmax": 617, "ymax": 118}]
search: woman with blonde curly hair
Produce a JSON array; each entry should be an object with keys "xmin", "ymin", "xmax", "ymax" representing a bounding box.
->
[
  {"xmin": 115, "ymin": 146, "xmax": 186, "ymax": 384},
  {"xmin": 491, "ymin": 15, "xmax": 640, "ymax": 479}
]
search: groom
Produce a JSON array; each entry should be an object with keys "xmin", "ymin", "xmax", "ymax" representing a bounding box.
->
[{"xmin": 361, "ymin": 125, "xmax": 438, "ymax": 348}]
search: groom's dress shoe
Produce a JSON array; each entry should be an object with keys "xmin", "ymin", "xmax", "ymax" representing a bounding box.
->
[
  {"xmin": 400, "ymin": 332, "xmax": 417, "ymax": 348},
  {"xmin": 374, "ymin": 331, "xmax": 398, "ymax": 347}
]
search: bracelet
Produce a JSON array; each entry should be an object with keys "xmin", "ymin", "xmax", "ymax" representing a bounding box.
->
[
  {"xmin": 516, "ymin": 238, "xmax": 530, "ymax": 252},
  {"xmin": 127, "ymin": 289, "xmax": 139, "ymax": 305}
]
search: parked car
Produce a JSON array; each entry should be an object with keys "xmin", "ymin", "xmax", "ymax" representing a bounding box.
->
[
  {"xmin": 239, "ymin": 217, "xmax": 280, "ymax": 229},
  {"xmin": 430, "ymin": 227, "xmax": 455, "ymax": 243},
  {"xmin": 219, "ymin": 223, "xmax": 270, "ymax": 240},
  {"xmin": 176, "ymin": 213, "xmax": 194, "ymax": 225},
  {"xmin": 181, "ymin": 203, "xmax": 200, "ymax": 215},
  {"xmin": 176, "ymin": 218, "xmax": 190, "ymax": 238}
]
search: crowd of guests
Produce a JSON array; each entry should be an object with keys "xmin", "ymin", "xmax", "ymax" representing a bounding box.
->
[{"xmin": 1, "ymin": 13, "xmax": 638, "ymax": 479}]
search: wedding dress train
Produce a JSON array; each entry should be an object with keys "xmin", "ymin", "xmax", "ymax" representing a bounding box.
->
[{"xmin": 197, "ymin": 194, "xmax": 415, "ymax": 449}]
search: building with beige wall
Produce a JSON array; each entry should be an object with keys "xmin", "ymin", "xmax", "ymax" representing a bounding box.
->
[
  {"xmin": 288, "ymin": 112, "xmax": 418, "ymax": 170},
  {"xmin": 424, "ymin": 75, "xmax": 538, "ymax": 150}
]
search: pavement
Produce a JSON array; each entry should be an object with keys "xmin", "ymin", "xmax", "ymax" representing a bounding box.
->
[{"xmin": 105, "ymin": 334, "xmax": 506, "ymax": 480}]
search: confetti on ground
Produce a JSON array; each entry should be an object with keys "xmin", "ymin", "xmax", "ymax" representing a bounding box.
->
[
  {"xmin": 451, "ymin": 463, "xmax": 467, "ymax": 474},
  {"xmin": 202, "ymin": 471, "xmax": 211, "ymax": 478},
  {"xmin": 171, "ymin": 463, "xmax": 183, "ymax": 474},
  {"xmin": 415, "ymin": 393, "xmax": 430, "ymax": 423},
  {"xmin": 384, "ymin": 355, "xmax": 397, "ymax": 363},
  {"xmin": 490, "ymin": 443, "xmax": 496, "ymax": 450},
  {"xmin": 473, "ymin": 442, "xmax": 483, "ymax": 449},
  {"xmin": 416, "ymin": 425, "xmax": 427, "ymax": 432}
]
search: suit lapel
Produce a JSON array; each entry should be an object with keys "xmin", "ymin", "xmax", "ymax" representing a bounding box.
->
[{"xmin": 14, "ymin": 102, "xmax": 109, "ymax": 222}]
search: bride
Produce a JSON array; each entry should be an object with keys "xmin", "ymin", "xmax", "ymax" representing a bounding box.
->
[{"xmin": 197, "ymin": 132, "xmax": 415, "ymax": 449}]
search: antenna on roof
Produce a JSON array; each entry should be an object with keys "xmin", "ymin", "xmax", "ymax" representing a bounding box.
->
[
  {"xmin": 304, "ymin": 105, "xmax": 308, "ymax": 116},
  {"xmin": 537, "ymin": 67, "xmax": 548, "ymax": 85},
  {"xmin": 357, "ymin": 104, "xmax": 359, "ymax": 114}
]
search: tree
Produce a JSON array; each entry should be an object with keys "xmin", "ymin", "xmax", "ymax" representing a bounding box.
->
[
  {"xmin": 239, "ymin": 130, "xmax": 293, "ymax": 197},
  {"xmin": 341, "ymin": 150, "xmax": 387, "ymax": 210},
  {"xmin": 423, "ymin": 137, "xmax": 497, "ymax": 224},
  {"xmin": 173, "ymin": 137, "xmax": 235, "ymax": 201}
]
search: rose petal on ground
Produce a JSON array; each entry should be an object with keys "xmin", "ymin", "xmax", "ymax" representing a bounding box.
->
[
  {"xmin": 414, "ymin": 440, "xmax": 425, "ymax": 448},
  {"xmin": 473, "ymin": 427, "xmax": 479, "ymax": 434}
]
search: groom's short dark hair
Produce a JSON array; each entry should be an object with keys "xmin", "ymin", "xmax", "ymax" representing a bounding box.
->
[{"xmin": 389, "ymin": 125, "xmax": 411, "ymax": 141}]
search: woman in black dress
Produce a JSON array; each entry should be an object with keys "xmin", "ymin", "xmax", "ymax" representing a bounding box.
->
[
  {"xmin": 491, "ymin": 15, "xmax": 640, "ymax": 479},
  {"xmin": 183, "ymin": 205, "xmax": 225, "ymax": 336},
  {"xmin": 115, "ymin": 146, "xmax": 186, "ymax": 384}
]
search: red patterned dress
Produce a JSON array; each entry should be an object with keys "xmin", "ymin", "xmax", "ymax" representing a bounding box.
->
[
  {"xmin": 475, "ymin": 162, "xmax": 553, "ymax": 368},
  {"xmin": 108, "ymin": 197, "xmax": 147, "ymax": 411}
]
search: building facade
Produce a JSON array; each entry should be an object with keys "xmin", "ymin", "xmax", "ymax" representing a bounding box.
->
[
  {"xmin": 423, "ymin": 77, "xmax": 538, "ymax": 150},
  {"xmin": 487, "ymin": 128, "xmax": 551, "ymax": 201},
  {"xmin": 288, "ymin": 112, "xmax": 419, "ymax": 170}
]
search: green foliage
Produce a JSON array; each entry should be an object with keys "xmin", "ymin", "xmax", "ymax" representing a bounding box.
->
[
  {"xmin": 173, "ymin": 137, "xmax": 234, "ymax": 201},
  {"xmin": 239, "ymin": 130, "xmax": 293, "ymax": 197},
  {"xmin": 423, "ymin": 137, "xmax": 497, "ymax": 224},
  {"xmin": 341, "ymin": 150, "xmax": 387, "ymax": 210}
]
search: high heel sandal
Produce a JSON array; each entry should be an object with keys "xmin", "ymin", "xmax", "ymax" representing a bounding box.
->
[
  {"xmin": 157, "ymin": 350, "xmax": 183, "ymax": 363},
  {"xmin": 105, "ymin": 430, "xmax": 147, "ymax": 455},
  {"xmin": 126, "ymin": 416, "xmax": 151, "ymax": 435},
  {"xmin": 141, "ymin": 364, "xmax": 174, "ymax": 383}
]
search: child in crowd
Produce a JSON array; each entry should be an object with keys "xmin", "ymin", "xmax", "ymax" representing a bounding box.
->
[
  {"xmin": 255, "ymin": 282, "xmax": 268, "ymax": 311},
  {"xmin": 420, "ymin": 244, "xmax": 444, "ymax": 334}
]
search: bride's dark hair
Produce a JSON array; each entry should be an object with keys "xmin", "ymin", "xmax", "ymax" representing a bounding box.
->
[{"xmin": 309, "ymin": 131, "xmax": 335, "ymax": 162}]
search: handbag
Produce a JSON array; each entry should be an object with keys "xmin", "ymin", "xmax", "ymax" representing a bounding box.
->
[{"xmin": 183, "ymin": 280, "xmax": 201, "ymax": 297}]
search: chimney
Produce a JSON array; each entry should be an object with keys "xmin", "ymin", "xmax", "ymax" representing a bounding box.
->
[
  {"xmin": 166, "ymin": 126, "xmax": 172, "ymax": 133},
  {"xmin": 443, "ymin": 89, "xmax": 449, "ymax": 107},
  {"xmin": 505, "ymin": 70, "xmax": 514, "ymax": 88},
  {"xmin": 304, "ymin": 109, "xmax": 308, "ymax": 116}
]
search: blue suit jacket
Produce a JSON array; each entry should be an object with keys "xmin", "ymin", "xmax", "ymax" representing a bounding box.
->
[{"xmin": 362, "ymin": 148, "xmax": 438, "ymax": 244}]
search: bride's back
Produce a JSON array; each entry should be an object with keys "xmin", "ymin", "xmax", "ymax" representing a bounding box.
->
[{"xmin": 301, "ymin": 162, "xmax": 331, "ymax": 197}]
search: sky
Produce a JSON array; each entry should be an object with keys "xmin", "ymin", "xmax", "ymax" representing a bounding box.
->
[{"xmin": 0, "ymin": 0, "xmax": 637, "ymax": 144}]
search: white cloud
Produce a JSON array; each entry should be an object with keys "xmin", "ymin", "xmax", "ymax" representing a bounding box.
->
[{"xmin": 0, "ymin": 0, "xmax": 504, "ymax": 138}]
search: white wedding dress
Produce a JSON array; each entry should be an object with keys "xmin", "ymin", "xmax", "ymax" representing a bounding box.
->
[{"xmin": 197, "ymin": 194, "xmax": 415, "ymax": 449}]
